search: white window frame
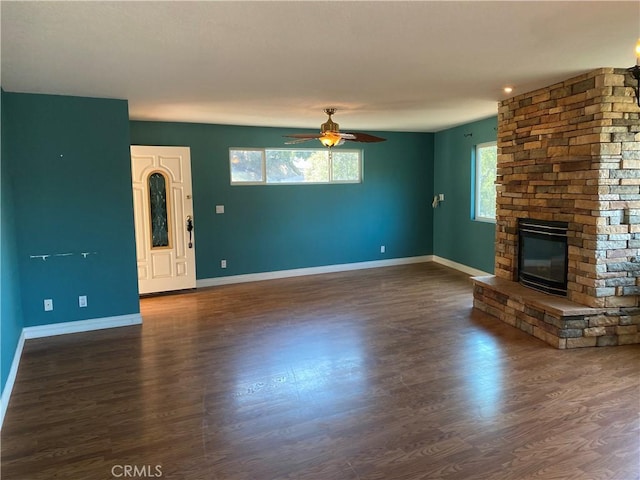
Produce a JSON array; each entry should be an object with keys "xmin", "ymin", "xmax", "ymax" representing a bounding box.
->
[
  {"xmin": 474, "ymin": 141, "xmax": 497, "ymax": 223},
  {"xmin": 229, "ymin": 148, "xmax": 362, "ymax": 185}
]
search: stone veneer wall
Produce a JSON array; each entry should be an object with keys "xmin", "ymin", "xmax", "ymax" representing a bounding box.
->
[
  {"xmin": 474, "ymin": 67, "xmax": 640, "ymax": 348},
  {"xmin": 472, "ymin": 276, "xmax": 639, "ymax": 348},
  {"xmin": 495, "ymin": 68, "xmax": 639, "ymax": 310}
]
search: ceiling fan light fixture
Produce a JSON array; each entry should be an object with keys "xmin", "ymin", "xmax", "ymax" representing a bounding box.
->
[{"xmin": 319, "ymin": 131, "xmax": 342, "ymax": 148}]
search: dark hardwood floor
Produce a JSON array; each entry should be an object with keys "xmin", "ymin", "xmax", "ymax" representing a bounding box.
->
[{"xmin": 2, "ymin": 263, "xmax": 639, "ymax": 479}]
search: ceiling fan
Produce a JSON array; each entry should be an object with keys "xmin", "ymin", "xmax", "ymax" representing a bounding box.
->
[{"xmin": 284, "ymin": 108, "xmax": 386, "ymax": 148}]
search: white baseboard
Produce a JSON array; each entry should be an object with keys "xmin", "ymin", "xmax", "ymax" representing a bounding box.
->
[
  {"xmin": 197, "ymin": 255, "xmax": 490, "ymax": 288},
  {"xmin": 22, "ymin": 313, "xmax": 142, "ymax": 339},
  {"xmin": 197, "ymin": 255, "xmax": 435, "ymax": 288},
  {"xmin": 0, "ymin": 330, "xmax": 26, "ymax": 429},
  {"xmin": 0, "ymin": 313, "xmax": 142, "ymax": 430},
  {"xmin": 431, "ymin": 255, "xmax": 492, "ymax": 277}
]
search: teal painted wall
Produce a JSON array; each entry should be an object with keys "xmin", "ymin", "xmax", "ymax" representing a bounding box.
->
[
  {"xmin": 4, "ymin": 93, "xmax": 139, "ymax": 327},
  {"xmin": 0, "ymin": 85, "xmax": 497, "ymax": 409},
  {"xmin": 130, "ymin": 122, "xmax": 434, "ymax": 278},
  {"xmin": 433, "ymin": 116, "xmax": 497, "ymax": 273},
  {"xmin": 1, "ymin": 90, "xmax": 25, "ymax": 393},
  {"xmin": 0, "ymin": 91, "xmax": 493, "ymax": 401}
]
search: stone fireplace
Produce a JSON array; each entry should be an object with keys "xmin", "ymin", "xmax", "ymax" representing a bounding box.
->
[{"xmin": 473, "ymin": 68, "xmax": 640, "ymax": 348}]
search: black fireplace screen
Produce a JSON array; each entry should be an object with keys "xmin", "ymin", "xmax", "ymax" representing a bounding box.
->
[{"xmin": 518, "ymin": 219, "xmax": 568, "ymax": 296}]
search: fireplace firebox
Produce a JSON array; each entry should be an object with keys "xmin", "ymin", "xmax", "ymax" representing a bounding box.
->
[{"xmin": 518, "ymin": 219, "xmax": 568, "ymax": 296}]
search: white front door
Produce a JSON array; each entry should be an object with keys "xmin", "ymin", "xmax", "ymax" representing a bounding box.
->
[{"xmin": 130, "ymin": 146, "xmax": 196, "ymax": 294}]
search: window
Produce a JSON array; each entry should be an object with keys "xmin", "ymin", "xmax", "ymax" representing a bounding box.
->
[
  {"xmin": 230, "ymin": 148, "xmax": 361, "ymax": 185},
  {"xmin": 474, "ymin": 141, "xmax": 497, "ymax": 222},
  {"xmin": 148, "ymin": 171, "xmax": 171, "ymax": 248},
  {"xmin": 229, "ymin": 149, "xmax": 264, "ymax": 183}
]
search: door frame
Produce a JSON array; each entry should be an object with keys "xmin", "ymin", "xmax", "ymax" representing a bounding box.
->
[{"xmin": 130, "ymin": 145, "xmax": 196, "ymax": 295}]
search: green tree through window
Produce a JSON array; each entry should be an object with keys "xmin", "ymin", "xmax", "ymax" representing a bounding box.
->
[
  {"xmin": 475, "ymin": 142, "xmax": 497, "ymax": 221},
  {"xmin": 230, "ymin": 149, "xmax": 264, "ymax": 182},
  {"xmin": 266, "ymin": 149, "xmax": 327, "ymax": 183},
  {"xmin": 332, "ymin": 151, "xmax": 360, "ymax": 182}
]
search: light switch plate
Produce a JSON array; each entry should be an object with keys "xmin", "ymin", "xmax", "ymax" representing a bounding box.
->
[{"xmin": 215, "ymin": 205, "xmax": 225, "ymax": 214}]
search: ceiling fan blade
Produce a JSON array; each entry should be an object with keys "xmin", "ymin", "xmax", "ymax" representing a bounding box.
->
[
  {"xmin": 343, "ymin": 132, "xmax": 386, "ymax": 143},
  {"xmin": 338, "ymin": 133, "xmax": 356, "ymax": 140},
  {"xmin": 284, "ymin": 137, "xmax": 317, "ymax": 145},
  {"xmin": 283, "ymin": 133, "xmax": 322, "ymax": 139}
]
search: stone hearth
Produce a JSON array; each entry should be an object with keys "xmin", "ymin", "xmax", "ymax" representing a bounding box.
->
[{"xmin": 473, "ymin": 68, "xmax": 640, "ymax": 348}]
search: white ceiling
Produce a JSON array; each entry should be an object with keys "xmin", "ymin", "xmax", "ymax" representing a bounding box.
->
[{"xmin": 2, "ymin": 1, "xmax": 639, "ymax": 133}]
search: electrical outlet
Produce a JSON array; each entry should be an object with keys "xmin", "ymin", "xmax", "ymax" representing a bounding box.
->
[
  {"xmin": 221, "ymin": 259, "xmax": 227, "ymax": 268},
  {"xmin": 79, "ymin": 295, "xmax": 88, "ymax": 308},
  {"xmin": 215, "ymin": 205, "xmax": 225, "ymax": 214},
  {"xmin": 44, "ymin": 299, "xmax": 53, "ymax": 311},
  {"xmin": 380, "ymin": 245, "xmax": 386, "ymax": 253}
]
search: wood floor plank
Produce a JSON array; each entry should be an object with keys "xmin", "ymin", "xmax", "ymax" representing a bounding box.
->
[{"xmin": 1, "ymin": 263, "xmax": 638, "ymax": 479}]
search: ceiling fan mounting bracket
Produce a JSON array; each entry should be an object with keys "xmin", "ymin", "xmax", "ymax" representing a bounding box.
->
[
  {"xmin": 321, "ymin": 121, "xmax": 338, "ymax": 134},
  {"xmin": 321, "ymin": 108, "xmax": 339, "ymax": 134}
]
